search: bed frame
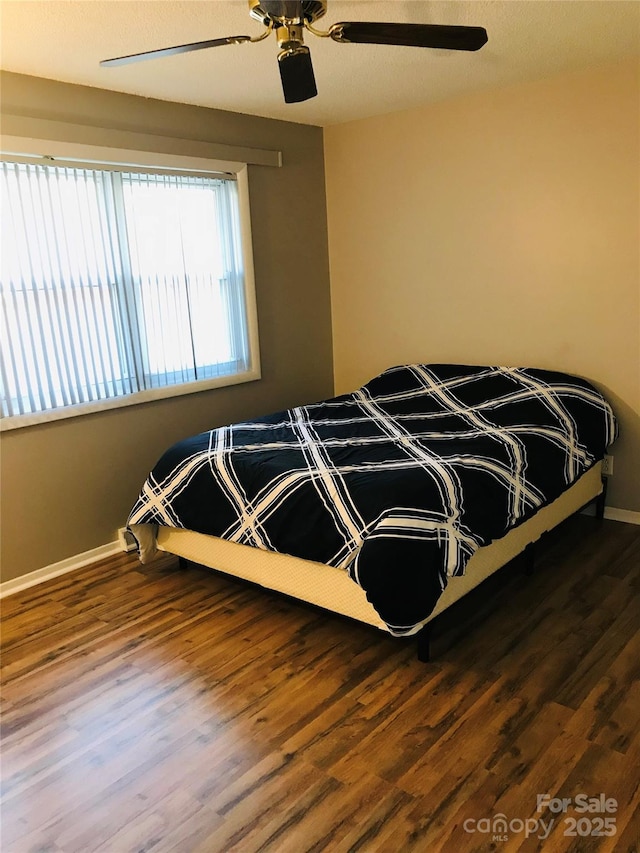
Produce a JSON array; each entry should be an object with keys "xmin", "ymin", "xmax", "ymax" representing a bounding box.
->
[{"xmin": 154, "ymin": 463, "xmax": 606, "ymax": 661}]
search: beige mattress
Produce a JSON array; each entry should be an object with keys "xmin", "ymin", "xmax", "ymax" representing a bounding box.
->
[{"xmin": 154, "ymin": 463, "xmax": 603, "ymax": 636}]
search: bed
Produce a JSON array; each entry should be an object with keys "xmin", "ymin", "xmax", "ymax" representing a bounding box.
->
[{"xmin": 128, "ymin": 364, "xmax": 617, "ymax": 660}]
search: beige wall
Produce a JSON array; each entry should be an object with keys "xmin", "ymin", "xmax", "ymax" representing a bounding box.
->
[
  {"xmin": 0, "ymin": 72, "xmax": 333, "ymax": 583},
  {"xmin": 325, "ymin": 59, "xmax": 640, "ymax": 513}
]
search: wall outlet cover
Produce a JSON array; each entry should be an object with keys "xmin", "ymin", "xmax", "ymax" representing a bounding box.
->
[{"xmin": 117, "ymin": 527, "xmax": 138, "ymax": 552}]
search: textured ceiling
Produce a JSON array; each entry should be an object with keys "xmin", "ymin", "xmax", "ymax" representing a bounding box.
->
[{"xmin": 1, "ymin": 1, "xmax": 639, "ymax": 126}]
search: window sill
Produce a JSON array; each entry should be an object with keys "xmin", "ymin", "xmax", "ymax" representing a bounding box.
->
[{"xmin": 0, "ymin": 366, "xmax": 261, "ymax": 432}]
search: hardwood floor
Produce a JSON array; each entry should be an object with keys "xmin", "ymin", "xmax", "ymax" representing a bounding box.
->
[{"xmin": 1, "ymin": 516, "xmax": 639, "ymax": 852}]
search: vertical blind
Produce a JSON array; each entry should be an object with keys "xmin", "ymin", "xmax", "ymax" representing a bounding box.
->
[{"xmin": 1, "ymin": 161, "xmax": 251, "ymax": 420}]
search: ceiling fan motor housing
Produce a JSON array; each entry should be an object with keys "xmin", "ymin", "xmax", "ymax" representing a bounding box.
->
[{"xmin": 249, "ymin": 0, "xmax": 327, "ymax": 26}]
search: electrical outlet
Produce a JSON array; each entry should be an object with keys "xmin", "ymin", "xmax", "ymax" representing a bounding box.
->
[
  {"xmin": 601, "ymin": 454, "xmax": 614, "ymax": 477},
  {"xmin": 118, "ymin": 527, "xmax": 138, "ymax": 552}
]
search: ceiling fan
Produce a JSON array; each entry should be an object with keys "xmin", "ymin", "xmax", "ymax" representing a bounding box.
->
[{"xmin": 100, "ymin": 0, "xmax": 488, "ymax": 104}]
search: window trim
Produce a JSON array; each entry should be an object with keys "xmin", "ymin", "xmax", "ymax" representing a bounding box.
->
[{"xmin": 0, "ymin": 138, "xmax": 262, "ymax": 432}]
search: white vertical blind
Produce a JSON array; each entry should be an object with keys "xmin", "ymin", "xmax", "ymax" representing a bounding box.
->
[{"xmin": 1, "ymin": 161, "xmax": 253, "ymax": 420}]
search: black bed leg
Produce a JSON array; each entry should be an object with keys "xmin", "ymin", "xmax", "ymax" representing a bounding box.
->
[
  {"xmin": 416, "ymin": 624, "xmax": 432, "ymax": 663},
  {"xmin": 595, "ymin": 476, "xmax": 608, "ymax": 520},
  {"xmin": 523, "ymin": 543, "xmax": 536, "ymax": 577}
]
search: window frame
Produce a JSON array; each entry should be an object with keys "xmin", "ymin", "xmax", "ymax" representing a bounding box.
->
[{"xmin": 0, "ymin": 138, "xmax": 262, "ymax": 431}]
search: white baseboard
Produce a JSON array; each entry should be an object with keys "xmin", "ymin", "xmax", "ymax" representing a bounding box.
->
[
  {"xmin": 581, "ymin": 505, "xmax": 640, "ymax": 525},
  {"xmin": 604, "ymin": 507, "xmax": 640, "ymax": 525},
  {"xmin": 0, "ymin": 541, "xmax": 122, "ymax": 598}
]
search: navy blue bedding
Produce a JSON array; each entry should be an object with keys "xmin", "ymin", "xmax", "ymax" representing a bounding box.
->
[{"xmin": 128, "ymin": 364, "xmax": 617, "ymax": 634}]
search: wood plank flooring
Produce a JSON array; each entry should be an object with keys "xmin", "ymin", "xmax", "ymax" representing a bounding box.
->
[{"xmin": 1, "ymin": 515, "xmax": 639, "ymax": 852}]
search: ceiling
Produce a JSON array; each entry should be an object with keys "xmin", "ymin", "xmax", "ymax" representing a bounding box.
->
[{"xmin": 1, "ymin": 1, "xmax": 639, "ymax": 127}]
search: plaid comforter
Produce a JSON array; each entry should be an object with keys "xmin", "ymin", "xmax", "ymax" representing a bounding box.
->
[{"xmin": 128, "ymin": 364, "xmax": 617, "ymax": 634}]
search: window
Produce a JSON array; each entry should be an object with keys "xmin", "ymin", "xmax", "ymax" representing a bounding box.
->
[{"xmin": 1, "ymin": 159, "xmax": 260, "ymax": 428}]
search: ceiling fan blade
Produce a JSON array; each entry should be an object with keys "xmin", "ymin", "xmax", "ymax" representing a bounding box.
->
[
  {"xmin": 329, "ymin": 22, "xmax": 488, "ymax": 51},
  {"xmin": 100, "ymin": 35, "xmax": 252, "ymax": 67},
  {"xmin": 278, "ymin": 47, "xmax": 318, "ymax": 103}
]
